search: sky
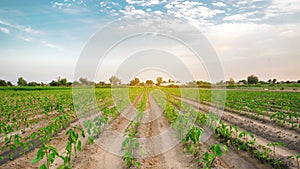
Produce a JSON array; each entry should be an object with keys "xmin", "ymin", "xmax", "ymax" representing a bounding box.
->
[{"xmin": 0, "ymin": 0, "xmax": 299, "ymax": 84}]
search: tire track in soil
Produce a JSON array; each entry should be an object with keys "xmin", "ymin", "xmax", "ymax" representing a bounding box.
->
[
  {"xmin": 136, "ymin": 93, "xmax": 197, "ymax": 169},
  {"xmin": 72, "ymin": 91, "xmax": 145, "ymax": 169}
]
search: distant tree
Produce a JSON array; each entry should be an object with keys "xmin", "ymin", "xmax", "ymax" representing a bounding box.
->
[
  {"xmin": 49, "ymin": 80, "xmax": 59, "ymax": 86},
  {"xmin": 145, "ymin": 80, "xmax": 154, "ymax": 86},
  {"xmin": 96, "ymin": 81, "xmax": 109, "ymax": 87},
  {"xmin": 48, "ymin": 77, "xmax": 68, "ymax": 86},
  {"xmin": 7, "ymin": 81, "xmax": 13, "ymax": 86},
  {"xmin": 216, "ymin": 80, "xmax": 224, "ymax": 85},
  {"xmin": 268, "ymin": 79, "xmax": 272, "ymax": 84},
  {"xmin": 17, "ymin": 77, "xmax": 27, "ymax": 86},
  {"xmin": 168, "ymin": 79, "xmax": 174, "ymax": 83},
  {"xmin": 79, "ymin": 77, "xmax": 91, "ymax": 85},
  {"xmin": 228, "ymin": 78, "xmax": 235, "ymax": 86},
  {"xmin": 28, "ymin": 82, "xmax": 39, "ymax": 86},
  {"xmin": 238, "ymin": 80, "xmax": 247, "ymax": 85},
  {"xmin": 247, "ymin": 75, "xmax": 259, "ymax": 84},
  {"xmin": 130, "ymin": 77, "xmax": 140, "ymax": 86},
  {"xmin": 109, "ymin": 76, "xmax": 121, "ymax": 86},
  {"xmin": 67, "ymin": 82, "xmax": 72, "ymax": 86},
  {"xmin": 140, "ymin": 82, "xmax": 145, "ymax": 86},
  {"xmin": 59, "ymin": 78, "xmax": 67, "ymax": 86},
  {"xmin": 272, "ymin": 78, "xmax": 277, "ymax": 84},
  {"xmin": 98, "ymin": 81, "xmax": 106, "ymax": 86},
  {"xmin": 259, "ymin": 81, "xmax": 267, "ymax": 84},
  {"xmin": 73, "ymin": 81, "xmax": 81, "ymax": 86},
  {"xmin": 298, "ymin": 80, "xmax": 300, "ymax": 83},
  {"xmin": 0, "ymin": 80, "xmax": 7, "ymax": 86},
  {"xmin": 196, "ymin": 80, "xmax": 211, "ymax": 88},
  {"xmin": 156, "ymin": 77, "xmax": 163, "ymax": 86}
]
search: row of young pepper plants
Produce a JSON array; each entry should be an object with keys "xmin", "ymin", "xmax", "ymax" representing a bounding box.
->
[
  {"xmin": 0, "ymin": 87, "xmax": 144, "ymax": 168},
  {"xmin": 29, "ymin": 88, "xmax": 120, "ymax": 169},
  {"xmin": 151, "ymin": 89, "xmax": 299, "ymax": 169},
  {"xmin": 151, "ymin": 90, "xmax": 229, "ymax": 168},
  {"xmin": 121, "ymin": 88, "xmax": 148, "ymax": 168},
  {"xmin": 162, "ymin": 88, "xmax": 299, "ymax": 130}
]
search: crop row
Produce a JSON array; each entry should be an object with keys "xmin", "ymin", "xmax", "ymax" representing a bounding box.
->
[
  {"xmin": 162, "ymin": 88, "xmax": 299, "ymax": 114},
  {"xmin": 162, "ymin": 88, "xmax": 300, "ymax": 130},
  {"xmin": 122, "ymin": 89, "xmax": 147, "ymax": 168},
  {"xmin": 0, "ymin": 87, "xmax": 144, "ymax": 168},
  {"xmin": 151, "ymin": 90, "xmax": 299, "ymax": 169}
]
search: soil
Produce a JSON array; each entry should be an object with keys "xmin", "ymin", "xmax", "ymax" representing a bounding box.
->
[
  {"xmin": 175, "ymin": 95, "xmax": 299, "ymax": 168},
  {"xmin": 2, "ymin": 90, "xmax": 298, "ymax": 169}
]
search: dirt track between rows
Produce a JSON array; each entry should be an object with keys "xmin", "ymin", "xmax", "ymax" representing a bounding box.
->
[{"xmin": 173, "ymin": 95, "xmax": 299, "ymax": 168}]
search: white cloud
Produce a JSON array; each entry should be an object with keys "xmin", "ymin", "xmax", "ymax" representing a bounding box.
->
[
  {"xmin": 142, "ymin": 0, "xmax": 160, "ymax": 6},
  {"xmin": 52, "ymin": 1, "xmax": 89, "ymax": 14},
  {"xmin": 153, "ymin": 11, "xmax": 163, "ymax": 15},
  {"xmin": 264, "ymin": 0, "xmax": 300, "ymax": 19},
  {"xmin": 23, "ymin": 38, "xmax": 33, "ymax": 42},
  {"xmin": 17, "ymin": 35, "xmax": 33, "ymax": 42},
  {"xmin": 41, "ymin": 41, "xmax": 58, "ymax": 49},
  {"xmin": 126, "ymin": 0, "xmax": 161, "ymax": 6},
  {"xmin": 165, "ymin": 0, "xmax": 224, "ymax": 25},
  {"xmin": 223, "ymin": 14, "xmax": 245, "ymax": 21},
  {"xmin": 0, "ymin": 27, "xmax": 10, "ymax": 34},
  {"xmin": 0, "ymin": 20, "xmax": 40, "ymax": 34},
  {"xmin": 212, "ymin": 2, "xmax": 226, "ymax": 7},
  {"xmin": 119, "ymin": 5, "xmax": 146, "ymax": 15},
  {"xmin": 52, "ymin": 2, "xmax": 71, "ymax": 8}
]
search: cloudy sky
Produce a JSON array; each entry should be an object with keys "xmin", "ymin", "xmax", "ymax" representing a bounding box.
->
[{"xmin": 0, "ymin": 0, "xmax": 299, "ymax": 84}]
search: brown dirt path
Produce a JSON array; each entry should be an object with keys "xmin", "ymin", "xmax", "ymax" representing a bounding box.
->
[
  {"xmin": 136, "ymin": 93, "xmax": 197, "ymax": 169},
  {"xmin": 71, "ymin": 91, "xmax": 145, "ymax": 169}
]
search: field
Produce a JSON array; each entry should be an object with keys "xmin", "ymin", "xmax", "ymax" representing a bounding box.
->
[{"xmin": 0, "ymin": 87, "xmax": 299, "ymax": 169}]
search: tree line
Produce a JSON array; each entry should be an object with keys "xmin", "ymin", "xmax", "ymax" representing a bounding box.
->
[
  {"xmin": 0, "ymin": 75, "xmax": 299, "ymax": 87},
  {"xmin": 223, "ymin": 75, "xmax": 300, "ymax": 87}
]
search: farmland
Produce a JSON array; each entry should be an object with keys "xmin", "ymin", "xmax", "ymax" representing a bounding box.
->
[{"xmin": 0, "ymin": 87, "xmax": 299, "ymax": 169}]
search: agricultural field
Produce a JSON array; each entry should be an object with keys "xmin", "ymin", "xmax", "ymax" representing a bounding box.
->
[{"xmin": 0, "ymin": 87, "xmax": 299, "ymax": 169}]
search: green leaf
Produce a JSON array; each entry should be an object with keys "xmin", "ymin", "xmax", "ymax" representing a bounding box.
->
[
  {"xmin": 39, "ymin": 163, "xmax": 47, "ymax": 169},
  {"xmin": 215, "ymin": 145, "xmax": 223, "ymax": 156},
  {"xmin": 88, "ymin": 136, "xmax": 94, "ymax": 144},
  {"xmin": 136, "ymin": 161, "xmax": 141, "ymax": 168},
  {"xmin": 31, "ymin": 157, "xmax": 41, "ymax": 164},
  {"xmin": 48, "ymin": 153, "xmax": 56, "ymax": 163},
  {"xmin": 77, "ymin": 140, "xmax": 82, "ymax": 151},
  {"xmin": 66, "ymin": 142, "xmax": 71, "ymax": 152},
  {"xmin": 223, "ymin": 145, "xmax": 228, "ymax": 153},
  {"xmin": 2, "ymin": 145, "xmax": 7, "ymax": 151},
  {"xmin": 57, "ymin": 165, "xmax": 66, "ymax": 169}
]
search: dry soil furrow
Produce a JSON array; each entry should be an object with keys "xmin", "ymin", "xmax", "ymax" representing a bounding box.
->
[
  {"xmin": 176, "ymin": 96, "xmax": 300, "ymax": 152},
  {"xmin": 72, "ymin": 91, "xmax": 145, "ymax": 169},
  {"xmin": 175, "ymin": 96, "xmax": 299, "ymax": 168},
  {"xmin": 136, "ymin": 94, "xmax": 199, "ymax": 169},
  {"xmin": 171, "ymin": 101, "xmax": 268, "ymax": 169}
]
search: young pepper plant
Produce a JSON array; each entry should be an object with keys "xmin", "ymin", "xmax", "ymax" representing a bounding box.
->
[{"xmin": 199, "ymin": 143, "xmax": 228, "ymax": 169}]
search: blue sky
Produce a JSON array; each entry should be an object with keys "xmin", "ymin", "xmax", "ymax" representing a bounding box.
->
[{"xmin": 0, "ymin": 0, "xmax": 299, "ymax": 84}]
